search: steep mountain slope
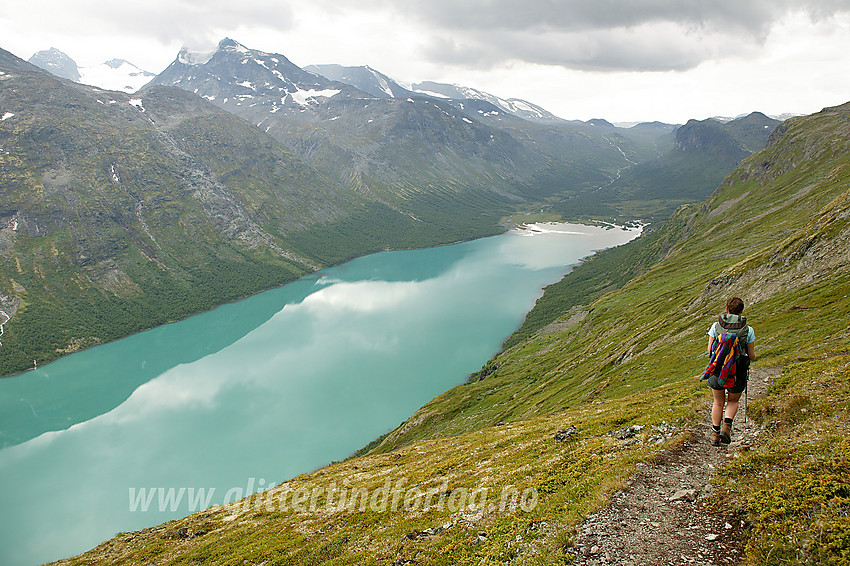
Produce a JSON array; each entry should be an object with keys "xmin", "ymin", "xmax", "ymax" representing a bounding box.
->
[
  {"xmin": 54, "ymin": 103, "xmax": 850, "ymax": 565},
  {"xmin": 375, "ymin": 105, "xmax": 836, "ymax": 448}
]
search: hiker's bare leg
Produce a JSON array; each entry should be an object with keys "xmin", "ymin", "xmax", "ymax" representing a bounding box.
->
[
  {"xmin": 711, "ymin": 389, "xmax": 726, "ymax": 427},
  {"xmin": 724, "ymin": 391, "xmax": 742, "ymax": 421}
]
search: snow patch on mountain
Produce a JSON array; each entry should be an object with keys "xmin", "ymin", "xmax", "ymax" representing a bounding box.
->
[
  {"xmin": 290, "ymin": 88, "xmax": 341, "ymax": 105},
  {"xmin": 416, "ymin": 89, "xmax": 451, "ymax": 99},
  {"xmin": 78, "ymin": 59, "xmax": 155, "ymax": 93},
  {"xmin": 178, "ymin": 48, "xmax": 215, "ymax": 66},
  {"xmin": 411, "ymin": 81, "xmax": 561, "ymax": 124}
]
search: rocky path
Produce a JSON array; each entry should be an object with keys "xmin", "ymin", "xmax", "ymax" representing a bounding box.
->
[{"xmin": 570, "ymin": 367, "xmax": 777, "ymax": 566}]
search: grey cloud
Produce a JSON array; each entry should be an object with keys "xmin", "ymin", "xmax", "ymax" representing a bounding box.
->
[
  {"xmin": 423, "ymin": 23, "xmax": 750, "ymax": 72},
  {"xmin": 31, "ymin": 0, "xmax": 294, "ymax": 46},
  {"xmin": 382, "ymin": 0, "xmax": 850, "ymax": 71},
  {"xmin": 396, "ymin": 0, "xmax": 850, "ymax": 32}
]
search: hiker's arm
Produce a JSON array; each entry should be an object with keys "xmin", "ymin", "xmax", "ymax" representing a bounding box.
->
[
  {"xmin": 707, "ymin": 336, "xmax": 714, "ymax": 355},
  {"xmin": 747, "ymin": 342, "xmax": 755, "ymax": 361}
]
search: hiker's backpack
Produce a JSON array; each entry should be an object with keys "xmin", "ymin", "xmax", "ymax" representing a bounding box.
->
[
  {"xmin": 701, "ymin": 314, "xmax": 750, "ymax": 388},
  {"xmin": 717, "ymin": 314, "xmax": 750, "ymax": 346}
]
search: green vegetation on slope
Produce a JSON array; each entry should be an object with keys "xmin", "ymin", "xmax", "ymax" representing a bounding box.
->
[
  {"xmin": 374, "ymin": 102, "xmax": 850, "ymax": 452},
  {"xmin": 715, "ymin": 355, "xmax": 850, "ymax": 566},
  {"xmin": 501, "ymin": 221, "xmax": 682, "ymax": 350}
]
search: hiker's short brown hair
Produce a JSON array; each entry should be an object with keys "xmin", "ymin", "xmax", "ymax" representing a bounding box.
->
[{"xmin": 726, "ymin": 296, "xmax": 745, "ymax": 315}]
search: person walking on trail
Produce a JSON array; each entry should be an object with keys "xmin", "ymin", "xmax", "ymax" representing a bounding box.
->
[{"xmin": 704, "ymin": 296, "xmax": 755, "ymax": 446}]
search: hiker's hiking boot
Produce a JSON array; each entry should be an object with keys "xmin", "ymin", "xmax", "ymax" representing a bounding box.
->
[
  {"xmin": 720, "ymin": 422, "xmax": 732, "ymax": 444},
  {"xmin": 709, "ymin": 429, "xmax": 720, "ymax": 446}
]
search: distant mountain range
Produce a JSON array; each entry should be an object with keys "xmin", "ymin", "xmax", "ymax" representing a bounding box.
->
[
  {"xmin": 551, "ymin": 111, "xmax": 783, "ymax": 219},
  {"xmin": 305, "ymin": 63, "xmax": 563, "ymax": 124},
  {"xmin": 0, "ymin": 42, "xmax": 640, "ymax": 374},
  {"xmin": 28, "ymin": 44, "xmax": 565, "ymax": 124}
]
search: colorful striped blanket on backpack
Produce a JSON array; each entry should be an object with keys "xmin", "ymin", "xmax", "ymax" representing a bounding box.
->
[{"xmin": 701, "ymin": 332, "xmax": 741, "ymax": 388}]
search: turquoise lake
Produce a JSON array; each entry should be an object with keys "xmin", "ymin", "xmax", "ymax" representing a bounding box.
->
[{"xmin": 0, "ymin": 223, "xmax": 639, "ymax": 565}]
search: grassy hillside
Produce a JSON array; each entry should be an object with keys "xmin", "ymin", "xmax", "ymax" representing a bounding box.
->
[{"xmin": 54, "ymin": 103, "xmax": 850, "ymax": 564}]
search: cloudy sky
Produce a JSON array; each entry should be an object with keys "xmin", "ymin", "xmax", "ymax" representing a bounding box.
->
[{"xmin": 2, "ymin": 0, "xmax": 850, "ymax": 123}]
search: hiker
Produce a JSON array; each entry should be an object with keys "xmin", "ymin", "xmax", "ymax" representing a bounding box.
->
[{"xmin": 705, "ymin": 296, "xmax": 755, "ymax": 446}]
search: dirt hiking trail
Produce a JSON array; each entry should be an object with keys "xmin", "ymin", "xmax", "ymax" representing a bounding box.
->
[{"xmin": 569, "ymin": 366, "xmax": 777, "ymax": 566}]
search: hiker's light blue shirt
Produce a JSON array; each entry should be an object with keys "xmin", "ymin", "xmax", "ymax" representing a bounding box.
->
[{"xmin": 708, "ymin": 322, "xmax": 755, "ymax": 344}]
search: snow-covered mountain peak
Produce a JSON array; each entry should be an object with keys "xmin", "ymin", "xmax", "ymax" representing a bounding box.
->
[
  {"xmin": 148, "ymin": 39, "xmax": 367, "ymax": 120},
  {"xmin": 218, "ymin": 37, "xmax": 250, "ymax": 54},
  {"xmin": 104, "ymin": 58, "xmax": 129, "ymax": 69},
  {"xmin": 409, "ymin": 81, "xmax": 562, "ymax": 123}
]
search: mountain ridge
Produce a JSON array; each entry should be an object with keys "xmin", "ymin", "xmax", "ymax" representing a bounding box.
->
[{"xmin": 144, "ymin": 39, "xmax": 655, "ymax": 226}]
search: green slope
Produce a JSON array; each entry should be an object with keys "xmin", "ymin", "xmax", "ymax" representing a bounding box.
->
[{"xmin": 53, "ymin": 104, "xmax": 850, "ymax": 565}]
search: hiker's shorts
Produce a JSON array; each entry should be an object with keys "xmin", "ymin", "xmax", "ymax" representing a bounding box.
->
[{"xmin": 707, "ymin": 357, "xmax": 749, "ymax": 394}]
